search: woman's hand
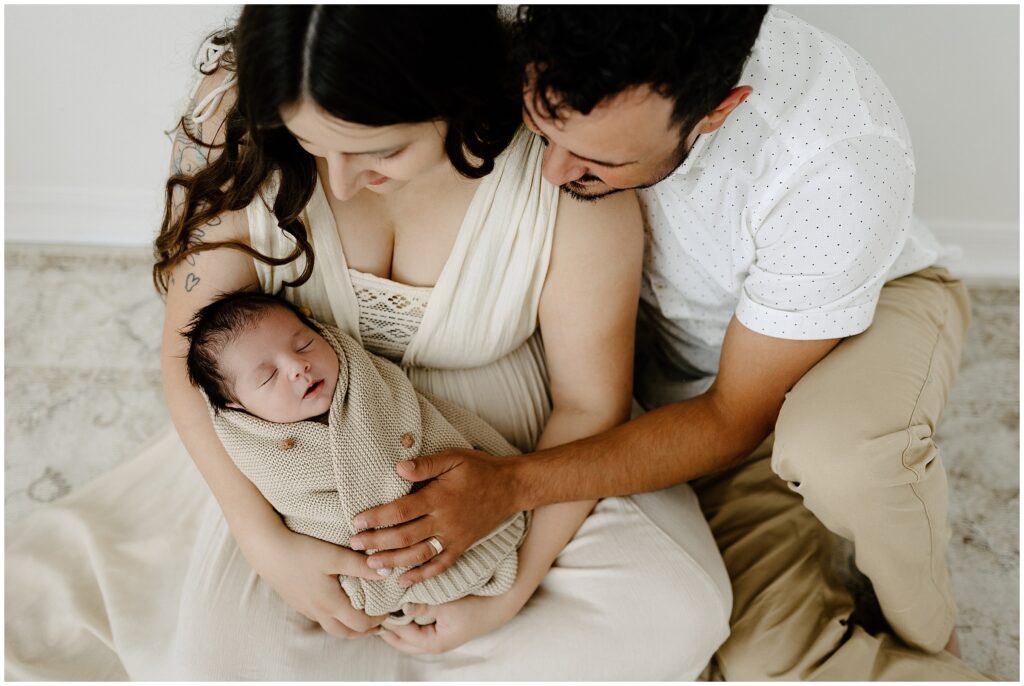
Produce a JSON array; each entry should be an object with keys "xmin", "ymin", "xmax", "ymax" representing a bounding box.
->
[
  {"xmin": 243, "ymin": 524, "xmax": 389, "ymax": 639},
  {"xmin": 376, "ymin": 593, "xmax": 522, "ymax": 655}
]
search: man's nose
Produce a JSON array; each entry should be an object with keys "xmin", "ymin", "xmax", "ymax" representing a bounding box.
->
[
  {"xmin": 324, "ymin": 152, "xmax": 363, "ymax": 201},
  {"xmin": 541, "ymin": 143, "xmax": 588, "ymax": 186}
]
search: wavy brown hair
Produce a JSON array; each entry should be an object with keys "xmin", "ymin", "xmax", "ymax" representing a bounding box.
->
[{"xmin": 153, "ymin": 6, "xmax": 521, "ymax": 295}]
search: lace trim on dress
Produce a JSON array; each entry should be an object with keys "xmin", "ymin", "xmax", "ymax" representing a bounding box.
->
[{"xmin": 348, "ymin": 269, "xmax": 432, "ymax": 362}]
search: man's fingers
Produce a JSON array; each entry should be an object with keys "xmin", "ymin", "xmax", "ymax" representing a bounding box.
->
[
  {"xmin": 367, "ymin": 535, "xmax": 444, "ymax": 572},
  {"xmin": 397, "ymin": 550, "xmax": 459, "ymax": 587},
  {"xmin": 396, "ymin": 452, "xmax": 459, "ymax": 483},
  {"xmin": 358, "ymin": 517, "xmax": 434, "ymax": 558},
  {"xmin": 352, "ymin": 491, "xmax": 431, "ymax": 532}
]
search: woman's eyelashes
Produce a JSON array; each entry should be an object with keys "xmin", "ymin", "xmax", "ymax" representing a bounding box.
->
[
  {"xmin": 294, "ymin": 139, "xmax": 404, "ymax": 164},
  {"xmin": 373, "ymin": 148, "xmax": 404, "ymax": 163}
]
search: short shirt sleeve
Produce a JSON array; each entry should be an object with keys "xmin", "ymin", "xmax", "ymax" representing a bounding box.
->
[{"xmin": 735, "ymin": 135, "xmax": 915, "ymax": 341}]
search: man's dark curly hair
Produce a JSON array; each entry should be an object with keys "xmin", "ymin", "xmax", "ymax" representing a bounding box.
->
[{"xmin": 511, "ymin": 6, "xmax": 769, "ymax": 134}]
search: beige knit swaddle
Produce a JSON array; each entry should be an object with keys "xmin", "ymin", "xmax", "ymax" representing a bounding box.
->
[{"xmin": 210, "ymin": 324, "xmax": 528, "ymax": 618}]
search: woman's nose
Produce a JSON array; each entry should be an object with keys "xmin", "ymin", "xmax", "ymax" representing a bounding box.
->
[
  {"xmin": 324, "ymin": 152, "xmax": 363, "ymax": 201},
  {"xmin": 541, "ymin": 143, "xmax": 588, "ymax": 186}
]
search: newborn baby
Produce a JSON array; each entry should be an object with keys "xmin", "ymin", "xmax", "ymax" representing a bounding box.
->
[{"xmin": 182, "ymin": 291, "xmax": 528, "ymax": 623}]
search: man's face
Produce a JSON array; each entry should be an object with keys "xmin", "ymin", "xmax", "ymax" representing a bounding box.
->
[{"xmin": 522, "ymin": 82, "xmax": 701, "ymax": 201}]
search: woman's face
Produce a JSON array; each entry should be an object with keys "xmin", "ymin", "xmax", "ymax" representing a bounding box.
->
[{"xmin": 281, "ymin": 99, "xmax": 449, "ymax": 201}]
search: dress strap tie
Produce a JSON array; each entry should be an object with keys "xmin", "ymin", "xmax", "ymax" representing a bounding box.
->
[{"xmin": 188, "ymin": 36, "xmax": 237, "ymax": 125}]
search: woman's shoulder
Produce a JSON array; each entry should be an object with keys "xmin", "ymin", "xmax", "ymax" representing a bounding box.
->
[
  {"xmin": 554, "ymin": 188, "xmax": 642, "ymax": 244},
  {"xmin": 169, "ymin": 64, "xmax": 238, "ymax": 176}
]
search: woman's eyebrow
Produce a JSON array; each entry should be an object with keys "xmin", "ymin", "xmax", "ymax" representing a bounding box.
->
[{"xmin": 290, "ymin": 133, "xmax": 400, "ymax": 156}]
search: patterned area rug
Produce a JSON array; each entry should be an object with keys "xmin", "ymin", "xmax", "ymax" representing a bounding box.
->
[{"xmin": 4, "ymin": 242, "xmax": 1019, "ymax": 678}]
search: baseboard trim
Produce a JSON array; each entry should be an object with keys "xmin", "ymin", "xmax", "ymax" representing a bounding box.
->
[
  {"xmin": 927, "ymin": 220, "xmax": 1019, "ymax": 282},
  {"xmin": 5, "ymin": 187, "xmax": 1019, "ymax": 281}
]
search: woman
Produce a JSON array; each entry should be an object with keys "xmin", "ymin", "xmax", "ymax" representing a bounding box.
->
[{"xmin": 7, "ymin": 6, "xmax": 730, "ymax": 680}]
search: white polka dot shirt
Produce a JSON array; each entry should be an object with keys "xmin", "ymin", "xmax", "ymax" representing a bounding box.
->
[{"xmin": 635, "ymin": 7, "xmax": 953, "ymax": 406}]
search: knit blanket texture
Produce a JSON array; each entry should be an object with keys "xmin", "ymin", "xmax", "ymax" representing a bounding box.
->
[{"xmin": 210, "ymin": 323, "xmax": 527, "ymax": 617}]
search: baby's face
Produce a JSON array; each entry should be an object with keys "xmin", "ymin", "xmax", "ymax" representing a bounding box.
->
[{"xmin": 220, "ymin": 307, "xmax": 339, "ymax": 423}]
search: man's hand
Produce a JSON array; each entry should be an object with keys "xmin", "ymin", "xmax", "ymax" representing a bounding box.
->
[{"xmin": 349, "ymin": 448, "xmax": 519, "ymax": 586}]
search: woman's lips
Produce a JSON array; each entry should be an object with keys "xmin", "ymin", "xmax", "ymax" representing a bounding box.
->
[{"xmin": 303, "ymin": 379, "xmax": 324, "ymax": 399}]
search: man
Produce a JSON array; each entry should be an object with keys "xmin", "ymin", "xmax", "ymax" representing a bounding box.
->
[{"xmin": 351, "ymin": 7, "xmax": 987, "ymax": 680}]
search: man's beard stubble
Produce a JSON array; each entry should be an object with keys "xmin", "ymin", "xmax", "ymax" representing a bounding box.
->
[{"xmin": 559, "ymin": 134, "xmax": 695, "ymax": 204}]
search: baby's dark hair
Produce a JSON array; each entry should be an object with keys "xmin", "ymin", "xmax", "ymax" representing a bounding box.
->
[{"xmin": 181, "ymin": 291, "xmax": 319, "ymax": 410}]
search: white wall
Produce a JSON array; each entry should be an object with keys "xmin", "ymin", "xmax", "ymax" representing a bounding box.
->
[
  {"xmin": 781, "ymin": 5, "xmax": 1019, "ymax": 280},
  {"xmin": 5, "ymin": 5, "xmax": 239, "ymax": 245},
  {"xmin": 5, "ymin": 5, "xmax": 1020, "ymax": 279}
]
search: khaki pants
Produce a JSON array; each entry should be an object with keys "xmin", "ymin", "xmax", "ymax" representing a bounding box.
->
[{"xmin": 693, "ymin": 268, "xmax": 990, "ymax": 680}]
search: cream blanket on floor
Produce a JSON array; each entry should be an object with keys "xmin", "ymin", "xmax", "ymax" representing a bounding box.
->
[{"xmin": 210, "ymin": 323, "xmax": 528, "ymax": 617}]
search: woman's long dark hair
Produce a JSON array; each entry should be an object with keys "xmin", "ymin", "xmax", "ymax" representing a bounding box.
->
[{"xmin": 154, "ymin": 6, "xmax": 521, "ymax": 294}]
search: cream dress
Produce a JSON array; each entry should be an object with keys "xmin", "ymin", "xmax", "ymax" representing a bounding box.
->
[{"xmin": 5, "ymin": 130, "xmax": 731, "ymax": 680}]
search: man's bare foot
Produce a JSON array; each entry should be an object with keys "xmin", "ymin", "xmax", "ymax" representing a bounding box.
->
[{"xmin": 944, "ymin": 627, "xmax": 962, "ymax": 658}]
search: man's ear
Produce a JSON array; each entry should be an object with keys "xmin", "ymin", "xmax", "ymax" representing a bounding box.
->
[{"xmin": 696, "ymin": 86, "xmax": 753, "ymax": 134}]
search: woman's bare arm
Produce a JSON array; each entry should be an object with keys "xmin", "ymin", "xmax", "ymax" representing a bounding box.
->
[
  {"xmin": 469, "ymin": 188, "xmax": 644, "ymax": 605},
  {"xmin": 160, "ymin": 211, "xmax": 383, "ymax": 637},
  {"xmin": 160, "ymin": 70, "xmax": 383, "ymax": 636}
]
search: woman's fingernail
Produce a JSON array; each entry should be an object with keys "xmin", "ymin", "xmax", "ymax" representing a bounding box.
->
[
  {"xmin": 399, "ymin": 578, "xmax": 412, "ymax": 588},
  {"xmin": 376, "ymin": 567, "xmax": 392, "ymax": 577},
  {"xmin": 350, "ymin": 538, "xmax": 365, "ymax": 550},
  {"xmin": 353, "ymin": 517, "xmax": 367, "ymax": 529},
  {"xmin": 367, "ymin": 557, "xmax": 382, "ymax": 568}
]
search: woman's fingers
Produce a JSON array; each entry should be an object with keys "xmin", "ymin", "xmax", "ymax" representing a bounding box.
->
[
  {"xmin": 378, "ymin": 621, "xmax": 441, "ymax": 654},
  {"xmin": 401, "ymin": 603, "xmax": 431, "ymax": 617},
  {"xmin": 328, "ymin": 596, "xmax": 387, "ymax": 634},
  {"xmin": 377, "ymin": 627, "xmax": 426, "ymax": 654},
  {"xmin": 327, "ymin": 545, "xmax": 378, "ymax": 580},
  {"xmin": 319, "ymin": 616, "xmax": 376, "ymax": 640}
]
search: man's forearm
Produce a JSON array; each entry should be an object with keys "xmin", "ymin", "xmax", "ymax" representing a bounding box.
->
[{"xmin": 507, "ymin": 391, "xmax": 774, "ymax": 511}]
